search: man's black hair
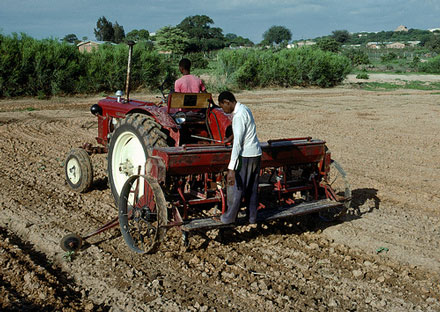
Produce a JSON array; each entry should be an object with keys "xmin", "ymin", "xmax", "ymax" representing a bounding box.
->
[
  {"xmin": 218, "ymin": 91, "xmax": 236, "ymax": 103},
  {"xmin": 179, "ymin": 58, "xmax": 191, "ymax": 71}
]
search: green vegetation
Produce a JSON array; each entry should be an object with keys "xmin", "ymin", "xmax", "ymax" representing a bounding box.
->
[
  {"xmin": 0, "ymin": 30, "xmax": 355, "ymax": 98},
  {"xmin": 262, "ymin": 26, "xmax": 292, "ymax": 46},
  {"xmin": 63, "ymin": 251, "xmax": 75, "ymax": 262},
  {"xmin": 177, "ymin": 15, "xmax": 227, "ymax": 53},
  {"xmin": 359, "ymin": 81, "xmax": 440, "ymax": 91},
  {"xmin": 332, "ymin": 30, "xmax": 351, "ymax": 44},
  {"xmin": 0, "ymin": 33, "xmax": 174, "ymax": 97},
  {"xmin": 62, "ymin": 33, "xmax": 79, "ymax": 44},
  {"xmin": 314, "ymin": 28, "xmax": 437, "ymax": 46},
  {"xmin": 155, "ymin": 26, "xmax": 189, "ymax": 54},
  {"xmin": 309, "ymin": 27, "xmax": 440, "ymax": 75},
  {"xmin": 214, "ymin": 47, "xmax": 352, "ymax": 89},
  {"xmin": 317, "ymin": 37, "xmax": 341, "ymax": 53},
  {"xmin": 419, "ymin": 55, "xmax": 440, "ymax": 73},
  {"xmin": 3, "ymin": 20, "xmax": 440, "ymax": 98},
  {"xmin": 349, "ymin": 48, "xmax": 439, "ymax": 74},
  {"xmin": 225, "ymin": 33, "xmax": 253, "ymax": 48},
  {"xmin": 126, "ymin": 29, "xmax": 150, "ymax": 42},
  {"xmin": 356, "ymin": 72, "xmax": 369, "ymax": 79},
  {"xmin": 77, "ymin": 14, "xmax": 255, "ymax": 53},
  {"xmin": 342, "ymin": 48, "xmax": 370, "ymax": 65}
]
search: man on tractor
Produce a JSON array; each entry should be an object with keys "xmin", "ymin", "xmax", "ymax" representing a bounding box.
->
[
  {"xmin": 215, "ymin": 91, "xmax": 262, "ymax": 224},
  {"xmin": 174, "ymin": 58, "xmax": 206, "ymax": 93}
]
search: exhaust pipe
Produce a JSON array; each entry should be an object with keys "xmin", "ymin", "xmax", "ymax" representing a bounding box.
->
[{"xmin": 125, "ymin": 40, "xmax": 136, "ymax": 103}]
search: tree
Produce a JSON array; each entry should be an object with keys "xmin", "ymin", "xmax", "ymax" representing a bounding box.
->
[
  {"xmin": 332, "ymin": 30, "xmax": 351, "ymax": 44},
  {"xmin": 425, "ymin": 35, "xmax": 440, "ymax": 53},
  {"xmin": 317, "ymin": 37, "xmax": 341, "ymax": 53},
  {"xmin": 420, "ymin": 33, "xmax": 433, "ymax": 47},
  {"xmin": 225, "ymin": 33, "xmax": 254, "ymax": 47},
  {"xmin": 343, "ymin": 48, "xmax": 370, "ymax": 65},
  {"xmin": 263, "ymin": 25, "xmax": 292, "ymax": 45},
  {"xmin": 177, "ymin": 15, "xmax": 226, "ymax": 52},
  {"xmin": 62, "ymin": 34, "xmax": 78, "ymax": 43},
  {"xmin": 113, "ymin": 21, "xmax": 125, "ymax": 43},
  {"xmin": 126, "ymin": 29, "xmax": 150, "ymax": 41},
  {"xmin": 155, "ymin": 26, "xmax": 189, "ymax": 55},
  {"xmin": 94, "ymin": 16, "xmax": 114, "ymax": 41}
]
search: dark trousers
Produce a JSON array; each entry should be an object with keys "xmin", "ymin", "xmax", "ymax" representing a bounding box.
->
[{"xmin": 221, "ymin": 156, "xmax": 261, "ymax": 224}]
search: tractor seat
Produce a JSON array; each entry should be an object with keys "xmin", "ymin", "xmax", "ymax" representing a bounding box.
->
[{"xmin": 168, "ymin": 92, "xmax": 212, "ymax": 112}]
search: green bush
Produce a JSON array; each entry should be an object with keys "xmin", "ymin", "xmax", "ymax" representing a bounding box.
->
[
  {"xmin": 419, "ymin": 55, "xmax": 440, "ymax": 73},
  {"xmin": 0, "ymin": 34, "xmax": 84, "ymax": 97},
  {"xmin": 215, "ymin": 47, "xmax": 352, "ymax": 88},
  {"xmin": 356, "ymin": 72, "xmax": 369, "ymax": 79},
  {"xmin": 381, "ymin": 52, "xmax": 398, "ymax": 62},
  {"xmin": 316, "ymin": 37, "xmax": 341, "ymax": 53},
  {"xmin": 410, "ymin": 56, "xmax": 420, "ymax": 69},
  {"xmin": 0, "ymin": 33, "xmax": 172, "ymax": 97},
  {"xmin": 343, "ymin": 48, "xmax": 370, "ymax": 66},
  {"xmin": 185, "ymin": 52, "xmax": 209, "ymax": 69}
]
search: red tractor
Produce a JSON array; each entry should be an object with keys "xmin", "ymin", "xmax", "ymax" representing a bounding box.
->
[{"xmin": 62, "ymin": 43, "xmax": 351, "ymax": 254}]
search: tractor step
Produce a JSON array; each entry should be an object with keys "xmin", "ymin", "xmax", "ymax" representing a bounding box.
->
[{"xmin": 181, "ymin": 199, "xmax": 342, "ymax": 232}]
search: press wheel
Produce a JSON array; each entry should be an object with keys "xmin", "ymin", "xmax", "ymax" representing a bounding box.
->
[
  {"xmin": 118, "ymin": 175, "xmax": 168, "ymax": 254},
  {"xmin": 319, "ymin": 159, "xmax": 352, "ymax": 221}
]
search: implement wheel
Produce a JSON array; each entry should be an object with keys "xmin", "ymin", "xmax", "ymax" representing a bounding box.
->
[
  {"xmin": 319, "ymin": 159, "xmax": 352, "ymax": 221},
  {"xmin": 118, "ymin": 175, "xmax": 168, "ymax": 254},
  {"xmin": 108, "ymin": 113, "xmax": 168, "ymax": 204},
  {"xmin": 64, "ymin": 148, "xmax": 93, "ymax": 193},
  {"xmin": 60, "ymin": 233, "xmax": 83, "ymax": 252}
]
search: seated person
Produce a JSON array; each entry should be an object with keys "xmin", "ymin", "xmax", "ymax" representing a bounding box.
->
[{"xmin": 174, "ymin": 58, "xmax": 206, "ymax": 93}]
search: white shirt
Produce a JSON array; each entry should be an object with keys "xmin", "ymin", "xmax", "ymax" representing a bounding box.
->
[{"xmin": 228, "ymin": 102, "xmax": 262, "ymax": 170}]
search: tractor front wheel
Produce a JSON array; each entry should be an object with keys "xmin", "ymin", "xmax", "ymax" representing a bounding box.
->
[{"xmin": 64, "ymin": 148, "xmax": 93, "ymax": 193}]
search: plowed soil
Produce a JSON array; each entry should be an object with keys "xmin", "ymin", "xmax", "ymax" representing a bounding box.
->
[{"xmin": 1, "ymin": 84, "xmax": 439, "ymax": 311}]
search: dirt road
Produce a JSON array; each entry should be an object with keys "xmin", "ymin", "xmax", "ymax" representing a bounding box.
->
[{"xmin": 1, "ymin": 87, "xmax": 439, "ymax": 311}]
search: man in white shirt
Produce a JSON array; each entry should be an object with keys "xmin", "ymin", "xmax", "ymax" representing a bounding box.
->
[{"xmin": 216, "ymin": 91, "xmax": 262, "ymax": 224}]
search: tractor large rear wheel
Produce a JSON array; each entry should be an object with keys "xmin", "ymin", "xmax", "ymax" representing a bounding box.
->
[{"xmin": 108, "ymin": 113, "xmax": 168, "ymax": 204}]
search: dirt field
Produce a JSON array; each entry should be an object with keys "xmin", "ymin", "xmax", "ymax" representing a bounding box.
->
[{"xmin": 1, "ymin": 82, "xmax": 440, "ymax": 311}]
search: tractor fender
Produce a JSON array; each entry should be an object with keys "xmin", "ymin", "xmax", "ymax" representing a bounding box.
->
[
  {"xmin": 126, "ymin": 107, "xmax": 180, "ymax": 146},
  {"xmin": 126, "ymin": 106, "xmax": 177, "ymax": 129},
  {"xmin": 208, "ymin": 108, "xmax": 233, "ymax": 141}
]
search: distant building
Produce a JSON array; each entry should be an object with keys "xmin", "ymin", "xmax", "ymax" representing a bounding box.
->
[
  {"xmin": 394, "ymin": 25, "xmax": 409, "ymax": 32},
  {"xmin": 77, "ymin": 40, "xmax": 115, "ymax": 53},
  {"xmin": 407, "ymin": 41, "xmax": 421, "ymax": 47},
  {"xmin": 429, "ymin": 28, "xmax": 440, "ymax": 32},
  {"xmin": 295, "ymin": 40, "xmax": 316, "ymax": 47},
  {"xmin": 386, "ymin": 42, "xmax": 406, "ymax": 49},
  {"xmin": 366, "ymin": 42, "xmax": 381, "ymax": 49}
]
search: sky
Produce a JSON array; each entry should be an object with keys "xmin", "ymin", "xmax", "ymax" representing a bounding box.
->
[{"xmin": 1, "ymin": 0, "xmax": 439, "ymax": 42}]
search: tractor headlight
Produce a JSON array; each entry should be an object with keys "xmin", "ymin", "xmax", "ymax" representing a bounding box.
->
[
  {"xmin": 90, "ymin": 104, "xmax": 102, "ymax": 116},
  {"xmin": 174, "ymin": 112, "xmax": 186, "ymax": 125}
]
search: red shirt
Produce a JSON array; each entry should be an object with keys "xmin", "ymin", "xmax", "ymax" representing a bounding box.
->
[{"xmin": 174, "ymin": 75, "xmax": 206, "ymax": 93}]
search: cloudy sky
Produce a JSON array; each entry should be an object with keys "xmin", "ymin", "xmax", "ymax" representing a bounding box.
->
[{"xmin": 1, "ymin": 0, "xmax": 439, "ymax": 42}]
